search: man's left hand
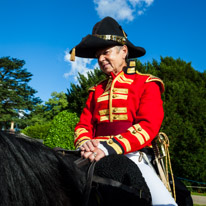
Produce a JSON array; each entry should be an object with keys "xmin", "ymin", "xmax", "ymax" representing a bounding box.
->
[{"xmin": 81, "ymin": 148, "xmax": 105, "ymax": 162}]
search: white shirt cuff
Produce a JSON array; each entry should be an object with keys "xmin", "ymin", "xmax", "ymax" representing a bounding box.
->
[{"xmin": 98, "ymin": 143, "xmax": 109, "ymax": 156}]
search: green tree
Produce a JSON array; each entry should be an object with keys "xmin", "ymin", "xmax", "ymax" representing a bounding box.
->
[
  {"xmin": 44, "ymin": 91, "xmax": 68, "ymax": 120},
  {"xmin": 44, "ymin": 111, "xmax": 79, "ymax": 150},
  {"xmin": 21, "ymin": 122, "xmax": 51, "ymax": 141},
  {"xmin": 27, "ymin": 91, "xmax": 68, "ymax": 126},
  {"xmin": 0, "ymin": 57, "xmax": 41, "ymax": 129},
  {"xmin": 26, "ymin": 104, "xmax": 48, "ymax": 125},
  {"xmin": 67, "ymin": 68, "xmax": 106, "ymax": 115},
  {"xmin": 137, "ymin": 57, "xmax": 206, "ymax": 182},
  {"xmin": 156, "ymin": 57, "xmax": 206, "ymax": 182}
]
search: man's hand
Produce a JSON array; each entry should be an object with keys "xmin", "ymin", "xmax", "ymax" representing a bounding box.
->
[
  {"xmin": 81, "ymin": 148, "xmax": 105, "ymax": 162},
  {"xmin": 79, "ymin": 140, "xmax": 105, "ymax": 162},
  {"xmin": 79, "ymin": 139, "xmax": 99, "ymax": 152}
]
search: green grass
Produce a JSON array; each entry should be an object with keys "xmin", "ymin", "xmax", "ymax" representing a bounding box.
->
[
  {"xmin": 194, "ymin": 205, "xmax": 206, "ymax": 206},
  {"xmin": 192, "ymin": 192, "xmax": 206, "ymax": 196}
]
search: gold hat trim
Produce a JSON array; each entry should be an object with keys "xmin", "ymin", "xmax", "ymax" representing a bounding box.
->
[{"xmin": 94, "ymin": 34, "xmax": 126, "ymax": 45}]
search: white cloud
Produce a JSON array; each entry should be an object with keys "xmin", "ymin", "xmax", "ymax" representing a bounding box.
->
[
  {"xmin": 64, "ymin": 50, "xmax": 98, "ymax": 82},
  {"xmin": 94, "ymin": 0, "xmax": 134, "ymax": 21},
  {"xmin": 138, "ymin": 10, "xmax": 144, "ymax": 15},
  {"xmin": 144, "ymin": 0, "xmax": 154, "ymax": 6},
  {"xmin": 128, "ymin": 0, "xmax": 154, "ymax": 7},
  {"xmin": 93, "ymin": 0, "xmax": 154, "ymax": 21}
]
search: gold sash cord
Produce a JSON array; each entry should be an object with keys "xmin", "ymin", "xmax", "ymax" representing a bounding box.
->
[{"xmin": 158, "ymin": 132, "xmax": 176, "ymax": 201}]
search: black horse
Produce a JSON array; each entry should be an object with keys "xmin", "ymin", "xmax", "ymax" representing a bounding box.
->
[
  {"xmin": 0, "ymin": 131, "xmax": 151, "ymax": 206},
  {"xmin": 0, "ymin": 131, "xmax": 86, "ymax": 206}
]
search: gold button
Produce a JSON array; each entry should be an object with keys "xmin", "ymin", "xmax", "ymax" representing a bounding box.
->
[
  {"xmin": 112, "ymin": 94, "xmax": 117, "ymax": 98},
  {"xmin": 113, "ymin": 116, "xmax": 117, "ymax": 120},
  {"xmin": 132, "ymin": 130, "xmax": 137, "ymax": 134},
  {"xmin": 118, "ymin": 135, "xmax": 123, "ymax": 139},
  {"xmin": 137, "ymin": 127, "xmax": 142, "ymax": 131},
  {"xmin": 108, "ymin": 139, "xmax": 113, "ymax": 144},
  {"xmin": 112, "ymin": 89, "xmax": 116, "ymax": 92},
  {"xmin": 113, "ymin": 108, "xmax": 117, "ymax": 112}
]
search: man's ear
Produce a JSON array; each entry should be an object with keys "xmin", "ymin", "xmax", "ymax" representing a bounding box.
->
[{"xmin": 122, "ymin": 45, "xmax": 128, "ymax": 59}]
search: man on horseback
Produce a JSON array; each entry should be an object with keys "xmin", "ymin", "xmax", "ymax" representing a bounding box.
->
[{"xmin": 70, "ymin": 16, "xmax": 177, "ymax": 205}]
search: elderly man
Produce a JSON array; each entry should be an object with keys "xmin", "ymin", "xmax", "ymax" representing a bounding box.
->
[{"xmin": 70, "ymin": 16, "xmax": 177, "ymax": 206}]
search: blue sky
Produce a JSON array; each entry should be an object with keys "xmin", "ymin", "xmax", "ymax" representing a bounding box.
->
[{"xmin": 1, "ymin": 0, "xmax": 205, "ymax": 102}]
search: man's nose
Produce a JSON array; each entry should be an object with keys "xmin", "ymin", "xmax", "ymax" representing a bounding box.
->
[{"xmin": 98, "ymin": 54, "xmax": 105, "ymax": 62}]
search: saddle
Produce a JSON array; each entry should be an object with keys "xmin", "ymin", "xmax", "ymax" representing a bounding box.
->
[{"xmin": 54, "ymin": 148, "xmax": 152, "ymax": 206}]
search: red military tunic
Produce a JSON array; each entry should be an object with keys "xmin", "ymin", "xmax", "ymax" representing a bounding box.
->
[{"xmin": 74, "ymin": 60, "xmax": 164, "ymax": 155}]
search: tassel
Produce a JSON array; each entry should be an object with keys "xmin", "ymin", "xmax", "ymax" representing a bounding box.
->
[{"xmin": 70, "ymin": 47, "xmax": 76, "ymax": 61}]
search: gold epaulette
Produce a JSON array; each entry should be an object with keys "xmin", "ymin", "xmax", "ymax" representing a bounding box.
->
[
  {"xmin": 88, "ymin": 78, "xmax": 108, "ymax": 92},
  {"xmin": 88, "ymin": 85, "xmax": 96, "ymax": 91},
  {"xmin": 146, "ymin": 75, "xmax": 165, "ymax": 93},
  {"xmin": 136, "ymin": 71, "xmax": 165, "ymax": 93}
]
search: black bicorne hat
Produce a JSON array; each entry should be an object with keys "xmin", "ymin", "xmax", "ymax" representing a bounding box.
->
[{"xmin": 70, "ymin": 16, "xmax": 146, "ymax": 61}]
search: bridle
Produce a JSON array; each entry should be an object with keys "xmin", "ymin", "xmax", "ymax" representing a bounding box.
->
[
  {"xmin": 75, "ymin": 158, "xmax": 96, "ymax": 206},
  {"xmin": 54, "ymin": 149, "xmax": 96, "ymax": 205}
]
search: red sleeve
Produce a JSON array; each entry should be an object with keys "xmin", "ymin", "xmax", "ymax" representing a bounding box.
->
[{"xmin": 74, "ymin": 91, "xmax": 95, "ymax": 149}]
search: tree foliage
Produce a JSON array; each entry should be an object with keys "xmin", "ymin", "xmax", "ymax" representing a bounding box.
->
[
  {"xmin": 0, "ymin": 57, "xmax": 41, "ymax": 129},
  {"xmin": 27, "ymin": 91, "xmax": 68, "ymax": 126},
  {"xmin": 66, "ymin": 57, "xmax": 206, "ymax": 182},
  {"xmin": 44, "ymin": 111, "xmax": 79, "ymax": 150},
  {"xmin": 136, "ymin": 57, "xmax": 206, "ymax": 182},
  {"xmin": 44, "ymin": 91, "xmax": 68, "ymax": 119},
  {"xmin": 67, "ymin": 68, "xmax": 106, "ymax": 116},
  {"xmin": 21, "ymin": 91, "xmax": 70, "ymax": 145},
  {"xmin": 157, "ymin": 57, "xmax": 206, "ymax": 182},
  {"xmin": 21, "ymin": 122, "xmax": 51, "ymax": 141}
]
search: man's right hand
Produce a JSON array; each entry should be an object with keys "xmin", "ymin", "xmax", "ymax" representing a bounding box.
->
[{"xmin": 79, "ymin": 139, "xmax": 99, "ymax": 152}]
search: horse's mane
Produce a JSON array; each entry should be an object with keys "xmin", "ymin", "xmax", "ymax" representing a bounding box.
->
[{"xmin": 0, "ymin": 131, "xmax": 85, "ymax": 206}]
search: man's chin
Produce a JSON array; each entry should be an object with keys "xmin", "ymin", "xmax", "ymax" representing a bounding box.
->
[{"xmin": 101, "ymin": 67, "xmax": 113, "ymax": 75}]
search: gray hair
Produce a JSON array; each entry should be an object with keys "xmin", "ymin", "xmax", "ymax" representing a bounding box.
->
[{"xmin": 115, "ymin": 45, "xmax": 129, "ymax": 60}]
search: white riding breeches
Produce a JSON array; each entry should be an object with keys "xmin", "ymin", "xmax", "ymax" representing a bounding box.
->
[{"xmin": 126, "ymin": 151, "xmax": 178, "ymax": 206}]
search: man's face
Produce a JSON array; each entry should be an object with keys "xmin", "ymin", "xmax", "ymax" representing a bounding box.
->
[{"xmin": 96, "ymin": 45, "xmax": 128, "ymax": 75}]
